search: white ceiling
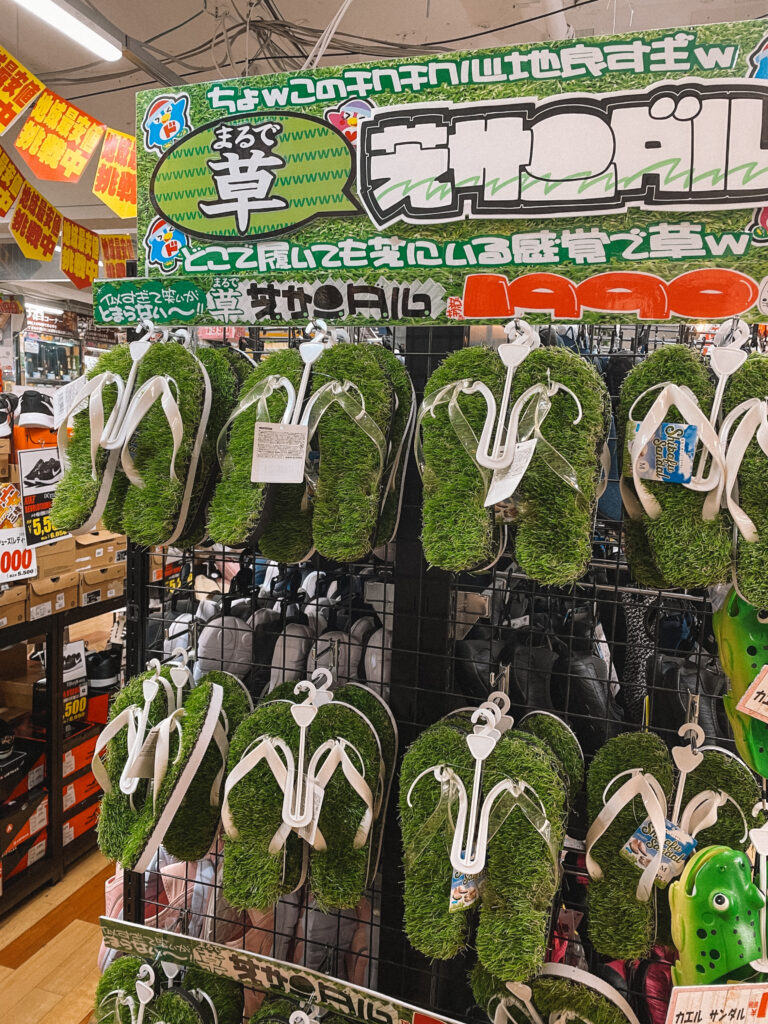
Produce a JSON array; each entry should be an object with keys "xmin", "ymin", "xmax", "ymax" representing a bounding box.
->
[{"xmin": 0, "ymin": 0, "xmax": 766, "ymax": 307}]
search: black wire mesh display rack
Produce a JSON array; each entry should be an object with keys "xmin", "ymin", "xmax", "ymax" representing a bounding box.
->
[{"xmin": 114, "ymin": 322, "xmax": 762, "ymax": 1024}]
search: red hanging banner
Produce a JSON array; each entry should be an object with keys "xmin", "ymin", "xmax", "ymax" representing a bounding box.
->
[
  {"xmin": 14, "ymin": 89, "xmax": 104, "ymax": 182},
  {"xmin": 10, "ymin": 181, "xmax": 61, "ymax": 261},
  {"xmin": 61, "ymin": 217, "xmax": 99, "ymax": 290}
]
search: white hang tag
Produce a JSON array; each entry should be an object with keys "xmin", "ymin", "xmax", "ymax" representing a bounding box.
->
[
  {"xmin": 625, "ymin": 420, "xmax": 697, "ymax": 484},
  {"xmin": 297, "ymin": 781, "xmax": 325, "ymax": 845},
  {"xmin": 126, "ymin": 729, "xmax": 159, "ymax": 779},
  {"xmin": 736, "ymin": 665, "xmax": 768, "ymax": 724},
  {"xmin": 53, "ymin": 374, "xmax": 89, "ymax": 429},
  {"xmin": 251, "ymin": 422, "xmax": 308, "ymax": 484},
  {"xmin": 484, "ymin": 439, "xmax": 537, "ymax": 507}
]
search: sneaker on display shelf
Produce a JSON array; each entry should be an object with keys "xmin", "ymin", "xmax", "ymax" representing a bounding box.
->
[
  {"xmin": 18, "ymin": 389, "xmax": 53, "ymax": 428},
  {"xmin": 0, "ymin": 392, "xmax": 18, "ymax": 437},
  {"xmin": 86, "ymin": 649, "xmax": 122, "ymax": 690}
]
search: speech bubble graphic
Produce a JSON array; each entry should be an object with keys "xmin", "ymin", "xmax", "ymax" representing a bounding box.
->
[{"xmin": 150, "ymin": 112, "xmax": 358, "ymax": 242}]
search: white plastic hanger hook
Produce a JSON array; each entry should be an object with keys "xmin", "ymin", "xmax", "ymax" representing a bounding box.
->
[
  {"xmin": 670, "ymin": 719, "xmax": 705, "ymax": 825},
  {"xmin": 285, "ymin": 670, "xmax": 336, "ymax": 830},
  {"xmin": 169, "ymin": 647, "xmax": 192, "ymax": 708},
  {"xmin": 478, "ymin": 321, "xmax": 540, "ymax": 470},
  {"xmin": 133, "ymin": 964, "xmax": 155, "ymax": 1024}
]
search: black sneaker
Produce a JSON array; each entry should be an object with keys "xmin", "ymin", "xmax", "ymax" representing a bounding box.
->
[
  {"xmin": 63, "ymin": 651, "xmax": 83, "ymax": 674},
  {"xmin": 0, "ymin": 393, "xmax": 18, "ymax": 438},
  {"xmin": 86, "ymin": 649, "xmax": 121, "ymax": 689},
  {"xmin": 18, "ymin": 389, "xmax": 54, "ymax": 428},
  {"xmin": 0, "ymin": 718, "xmax": 14, "ymax": 760},
  {"xmin": 23, "ymin": 456, "xmax": 61, "ymax": 487}
]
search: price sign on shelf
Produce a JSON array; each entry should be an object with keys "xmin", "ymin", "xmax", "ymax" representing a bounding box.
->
[
  {"xmin": 736, "ymin": 665, "xmax": 768, "ymax": 724},
  {"xmin": 666, "ymin": 982, "xmax": 768, "ymax": 1024}
]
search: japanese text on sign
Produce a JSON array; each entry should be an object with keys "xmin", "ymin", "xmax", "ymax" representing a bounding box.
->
[
  {"xmin": 0, "ymin": 47, "xmax": 42, "ymax": 133},
  {"xmin": 10, "ymin": 181, "xmax": 61, "ymax": 261},
  {"xmin": 93, "ymin": 128, "xmax": 137, "ymax": 218},
  {"xmin": 101, "ymin": 234, "xmax": 135, "ymax": 279},
  {"xmin": 15, "ymin": 89, "xmax": 104, "ymax": 182},
  {"xmin": 61, "ymin": 217, "xmax": 99, "ymax": 290},
  {"xmin": 0, "ymin": 145, "xmax": 23, "ymax": 217}
]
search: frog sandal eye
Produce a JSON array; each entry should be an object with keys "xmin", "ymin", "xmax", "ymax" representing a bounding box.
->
[{"xmin": 712, "ymin": 892, "xmax": 730, "ymax": 910}]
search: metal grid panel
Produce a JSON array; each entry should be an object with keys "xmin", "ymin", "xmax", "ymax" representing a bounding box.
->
[{"xmin": 119, "ymin": 322, "xmax": 762, "ymax": 1024}]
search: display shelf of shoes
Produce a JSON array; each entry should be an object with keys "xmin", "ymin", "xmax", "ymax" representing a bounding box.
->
[{"xmin": 0, "ymin": 594, "xmax": 125, "ymax": 918}]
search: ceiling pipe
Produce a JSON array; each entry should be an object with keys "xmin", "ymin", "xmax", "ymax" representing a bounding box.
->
[{"xmin": 541, "ymin": 0, "xmax": 575, "ymax": 41}]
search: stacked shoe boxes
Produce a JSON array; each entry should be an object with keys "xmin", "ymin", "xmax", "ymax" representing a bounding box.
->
[{"xmin": 21, "ymin": 530, "xmax": 127, "ymax": 620}]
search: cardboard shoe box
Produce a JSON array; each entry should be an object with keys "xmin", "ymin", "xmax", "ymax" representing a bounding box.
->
[
  {"xmin": 0, "ymin": 583, "xmax": 26, "ymax": 628},
  {"xmin": 0, "ymin": 829, "xmax": 48, "ymax": 895},
  {"xmin": 28, "ymin": 572, "xmax": 79, "ymax": 620},
  {"xmin": 78, "ymin": 563, "xmax": 126, "ymax": 607},
  {"xmin": 74, "ymin": 531, "xmax": 127, "ymax": 572},
  {"xmin": 3, "ymin": 751, "xmax": 45, "ymax": 805},
  {"xmin": 63, "ymin": 800, "xmax": 99, "ymax": 846},
  {"xmin": 34, "ymin": 536, "xmax": 75, "ymax": 580},
  {"xmin": 62, "ymin": 766, "xmax": 101, "ymax": 814},
  {"xmin": 0, "ymin": 786, "xmax": 48, "ymax": 856}
]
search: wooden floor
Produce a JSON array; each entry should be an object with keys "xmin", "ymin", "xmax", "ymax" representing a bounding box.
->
[{"xmin": 0, "ymin": 850, "xmax": 112, "ymax": 1024}]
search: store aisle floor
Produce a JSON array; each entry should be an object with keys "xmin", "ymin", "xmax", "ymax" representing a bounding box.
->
[{"xmin": 0, "ymin": 850, "xmax": 112, "ymax": 1024}]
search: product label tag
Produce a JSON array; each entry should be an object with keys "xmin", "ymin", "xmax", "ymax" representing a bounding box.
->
[
  {"xmin": 624, "ymin": 420, "xmax": 697, "ymax": 483},
  {"xmin": 62, "ymin": 750, "xmax": 75, "ymax": 777},
  {"xmin": 736, "ymin": 665, "xmax": 768, "ymax": 724},
  {"xmin": 63, "ymin": 783, "xmax": 74, "ymax": 812},
  {"xmin": 53, "ymin": 374, "xmax": 89, "ymax": 429},
  {"xmin": 30, "ymin": 600, "xmax": 52, "ymax": 620},
  {"xmin": 485, "ymin": 439, "xmax": 537, "ymax": 507},
  {"xmin": 28, "ymin": 763, "xmax": 44, "ymax": 789},
  {"xmin": 62, "ymin": 821, "xmax": 74, "ymax": 846},
  {"xmin": 449, "ymin": 862, "xmax": 483, "ymax": 912},
  {"xmin": 251, "ymin": 423, "xmax": 308, "ymax": 484},
  {"xmin": 27, "ymin": 835, "xmax": 46, "ymax": 864},
  {"xmin": 666, "ymin": 982, "xmax": 768, "ymax": 1024},
  {"xmin": 621, "ymin": 816, "xmax": 697, "ymax": 887}
]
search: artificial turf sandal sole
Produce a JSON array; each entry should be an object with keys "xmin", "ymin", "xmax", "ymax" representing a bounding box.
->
[
  {"xmin": 175, "ymin": 346, "xmax": 240, "ymax": 547},
  {"xmin": 51, "ymin": 344, "xmax": 134, "ymax": 535},
  {"xmin": 92, "ymin": 663, "xmax": 177, "ymax": 863},
  {"xmin": 618, "ymin": 345, "xmax": 731, "ymax": 589},
  {"xmin": 118, "ymin": 340, "xmax": 212, "ymax": 546},
  {"xmin": 304, "ymin": 343, "xmax": 394, "ymax": 562},
  {"xmin": 720, "ymin": 353, "xmax": 768, "ymax": 606},
  {"xmin": 585, "ymin": 730, "xmax": 674, "ymax": 959},
  {"xmin": 506, "ymin": 347, "xmax": 610, "ymax": 585},
  {"xmin": 119, "ymin": 678, "xmax": 226, "ymax": 872},
  {"xmin": 161, "ymin": 669, "xmax": 253, "ymax": 863},
  {"xmin": 208, "ymin": 348, "xmax": 312, "ymax": 560},
  {"xmin": 416, "ymin": 346, "xmax": 507, "ymax": 572}
]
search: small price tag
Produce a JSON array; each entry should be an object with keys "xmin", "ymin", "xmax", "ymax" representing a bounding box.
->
[
  {"xmin": 484, "ymin": 439, "xmax": 537, "ymax": 507},
  {"xmin": 736, "ymin": 665, "xmax": 768, "ymax": 723},
  {"xmin": 53, "ymin": 374, "xmax": 88, "ymax": 429},
  {"xmin": 666, "ymin": 982, "xmax": 768, "ymax": 1024},
  {"xmin": 251, "ymin": 423, "xmax": 308, "ymax": 484},
  {"xmin": 620, "ymin": 815, "xmax": 696, "ymax": 887}
]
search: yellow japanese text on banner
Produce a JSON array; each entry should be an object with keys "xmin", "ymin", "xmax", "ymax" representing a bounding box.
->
[{"xmin": 15, "ymin": 88, "xmax": 104, "ymax": 183}]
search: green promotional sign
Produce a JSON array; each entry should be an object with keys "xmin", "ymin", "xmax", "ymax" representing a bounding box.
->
[{"xmin": 93, "ymin": 20, "xmax": 768, "ymax": 326}]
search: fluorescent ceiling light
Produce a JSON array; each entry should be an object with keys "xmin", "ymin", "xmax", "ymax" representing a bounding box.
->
[
  {"xmin": 9, "ymin": 0, "xmax": 122, "ymax": 62},
  {"xmin": 27, "ymin": 303, "xmax": 64, "ymax": 316}
]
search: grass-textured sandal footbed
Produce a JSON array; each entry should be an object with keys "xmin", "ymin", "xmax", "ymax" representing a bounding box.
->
[
  {"xmin": 369, "ymin": 346, "xmax": 414, "ymax": 547},
  {"xmin": 508, "ymin": 347, "xmax": 610, "ymax": 586},
  {"xmin": 222, "ymin": 699, "xmax": 306, "ymax": 910},
  {"xmin": 96, "ymin": 667, "xmax": 174, "ymax": 863},
  {"xmin": 421, "ymin": 346, "xmax": 507, "ymax": 572},
  {"xmin": 586, "ymin": 731, "xmax": 674, "ymax": 960},
  {"xmin": 519, "ymin": 711, "xmax": 584, "ymax": 808},
  {"xmin": 176, "ymin": 347, "xmax": 239, "ymax": 548},
  {"xmin": 119, "ymin": 680, "xmax": 221, "ymax": 871},
  {"xmin": 120, "ymin": 343, "xmax": 209, "ymax": 546},
  {"xmin": 51, "ymin": 344, "xmax": 133, "ymax": 534},
  {"xmin": 95, "ymin": 956, "xmax": 144, "ymax": 1024},
  {"xmin": 618, "ymin": 345, "xmax": 731, "ymax": 589},
  {"xmin": 400, "ymin": 721, "xmax": 475, "ymax": 960},
  {"xmin": 309, "ymin": 692, "xmax": 385, "ymax": 910},
  {"xmin": 722, "ymin": 353, "xmax": 768, "ymax": 606},
  {"xmin": 309, "ymin": 343, "xmax": 394, "ymax": 563},
  {"xmin": 208, "ymin": 349, "xmax": 311, "ymax": 559},
  {"xmin": 681, "ymin": 747, "xmax": 761, "ymax": 850},
  {"xmin": 161, "ymin": 670, "xmax": 252, "ymax": 863},
  {"xmin": 474, "ymin": 731, "xmax": 566, "ymax": 981}
]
